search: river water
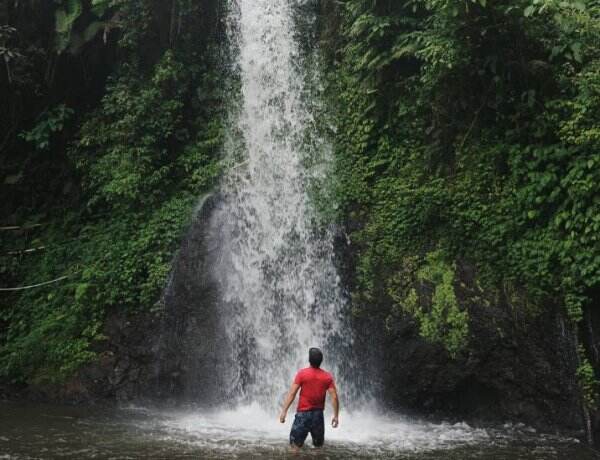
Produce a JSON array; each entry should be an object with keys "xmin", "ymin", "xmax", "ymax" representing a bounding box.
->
[{"xmin": 2, "ymin": 401, "xmax": 598, "ymax": 459}]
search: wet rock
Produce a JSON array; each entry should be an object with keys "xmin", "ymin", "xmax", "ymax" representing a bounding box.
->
[
  {"xmin": 335, "ymin": 220, "xmax": 584, "ymax": 435},
  {"xmin": 352, "ymin": 257, "xmax": 583, "ymax": 433}
]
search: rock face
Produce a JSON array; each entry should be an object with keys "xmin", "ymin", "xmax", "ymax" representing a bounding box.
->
[
  {"xmin": 149, "ymin": 193, "xmax": 223, "ymax": 404},
  {"xmin": 0, "ymin": 308, "xmax": 164, "ymax": 404},
  {"xmin": 381, "ymin": 299, "xmax": 580, "ymax": 427},
  {"xmin": 103, "ymin": 193, "xmax": 223, "ymax": 404},
  {"xmin": 74, "ymin": 310, "xmax": 162, "ymax": 403},
  {"xmin": 344, "ymin": 251, "xmax": 585, "ymax": 434}
]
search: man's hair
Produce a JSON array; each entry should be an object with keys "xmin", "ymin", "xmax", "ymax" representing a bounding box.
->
[{"xmin": 309, "ymin": 347, "xmax": 323, "ymax": 368}]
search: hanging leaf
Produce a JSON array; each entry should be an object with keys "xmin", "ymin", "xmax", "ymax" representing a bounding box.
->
[
  {"xmin": 91, "ymin": 0, "xmax": 111, "ymax": 18},
  {"xmin": 54, "ymin": 0, "xmax": 83, "ymax": 54}
]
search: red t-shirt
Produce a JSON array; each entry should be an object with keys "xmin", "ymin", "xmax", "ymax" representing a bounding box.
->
[{"xmin": 294, "ymin": 367, "xmax": 335, "ymax": 412}]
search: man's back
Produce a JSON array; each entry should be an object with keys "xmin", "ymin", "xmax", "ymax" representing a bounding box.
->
[{"xmin": 295, "ymin": 367, "xmax": 335, "ymax": 412}]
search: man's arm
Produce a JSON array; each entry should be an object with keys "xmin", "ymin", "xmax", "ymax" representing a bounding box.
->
[
  {"xmin": 328, "ymin": 386, "xmax": 339, "ymax": 428},
  {"xmin": 279, "ymin": 383, "xmax": 300, "ymax": 423}
]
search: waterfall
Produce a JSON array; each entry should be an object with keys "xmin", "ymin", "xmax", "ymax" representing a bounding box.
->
[
  {"xmin": 147, "ymin": 2, "xmax": 496, "ymax": 454},
  {"xmin": 207, "ymin": 0, "xmax": 349, "ymax": 409}
]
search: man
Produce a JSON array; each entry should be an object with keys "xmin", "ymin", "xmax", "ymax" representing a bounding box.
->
[{"xmin": 279, "ymin": 347, "xmax": 339, "ymax": 450}]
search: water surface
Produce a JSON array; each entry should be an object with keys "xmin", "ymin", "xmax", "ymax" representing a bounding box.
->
[{"xmin": 2, "ymin": 401, "xmax": 598, "ymax": 459}]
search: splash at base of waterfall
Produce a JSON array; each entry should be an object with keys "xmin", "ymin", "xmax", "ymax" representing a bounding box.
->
[{"xmin": 160, "ymin": 403, "xmax": 488, "ymax": 454}]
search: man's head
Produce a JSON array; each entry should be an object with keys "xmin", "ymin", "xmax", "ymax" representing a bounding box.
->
[{"xmin": 309, "ymin": 347, "xmax": 323, "ymax": 368}]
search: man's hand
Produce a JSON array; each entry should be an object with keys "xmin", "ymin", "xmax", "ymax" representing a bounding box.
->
[
  {"xmin": 280, "ymin": 383, "xmax": 300, "ymax": 424},
  {"xmin": 327, "ymin": 386, "xmax": 340, "ymax": 429}
]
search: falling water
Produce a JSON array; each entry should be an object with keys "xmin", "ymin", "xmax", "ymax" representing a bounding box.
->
[{"xmin": 207, "ymin": 0, "xmax": 348, "ymax": 409}]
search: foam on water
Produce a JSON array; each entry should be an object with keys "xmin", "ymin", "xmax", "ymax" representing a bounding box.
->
[{"xmin": 156, "ymin": 405, "xmax": 489, "ymax": 455}]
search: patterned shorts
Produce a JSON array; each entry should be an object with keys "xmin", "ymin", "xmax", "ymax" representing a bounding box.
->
[{"xmin": 289, "ymin": 409, "xmax": 325, "ymax": 447}]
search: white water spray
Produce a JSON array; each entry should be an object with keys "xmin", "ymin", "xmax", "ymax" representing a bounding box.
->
[
  {"xmin": 208, "ymin": 0, "xmax": 347, "ymax": 408},
  {"xmin": 158, "ymin": 0, "xmax": 491, "ymax": 453}
]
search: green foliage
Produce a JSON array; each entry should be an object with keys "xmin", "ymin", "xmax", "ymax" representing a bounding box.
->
[
  {"xmin": 577, "ymin": 345, "xmax": 599, "ymax": 410},
  {"xmin": 20, "ymin": 105, "xmax": 74, "ymax": 151},
  {"xmin": 54, "ymin": 0, "xmax": 119, "ymax": 55},
  {"xmin": 0, "ymin": 194, "xmax": 208, "ymax": 384},
  {"xmin": 75, "ymin": 52, "xmax": 189, "ymax": 208},
  {"xmin": 91, "ymin": 0, "xmax": 112, "ymax": 18},
  {"xmin": 332, "ymin": 0, "xmax": 600, "ymax": 379},
  {"xmin": 54, "ymin": 0, "xmax": 84, "ymax": 53},
  {"xmin": 1, "ymin": 3, "xmax": 224, "ymax": 384},
  {"xmin": 395, "ymin": 251, "xmax": 469, "ymax": 358}
]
